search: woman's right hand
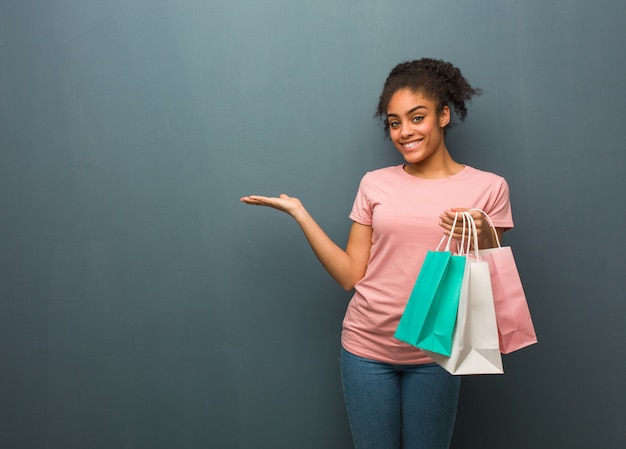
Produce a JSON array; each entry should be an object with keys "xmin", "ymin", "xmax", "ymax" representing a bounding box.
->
[
  {"xmin": 240, "ymin": 193, "xmax": 305, "ymax": 218},
  {"xmin": 240, "ymin": 193, "xmax": 372, "ymax": 290}
]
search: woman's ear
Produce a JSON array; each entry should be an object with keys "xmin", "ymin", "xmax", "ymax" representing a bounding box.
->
[{"xmin": 439, "ymin": 105, "xmax": 451, "ymax": 128}]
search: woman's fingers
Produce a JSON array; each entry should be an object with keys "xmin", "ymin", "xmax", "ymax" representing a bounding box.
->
[
  {"xmin": 440, "ymin": 209, "xmax": 485, "ymax": 237},
  {"xmin": 240, "ymin": 194, "xmax": 303, "ymax": 216}
]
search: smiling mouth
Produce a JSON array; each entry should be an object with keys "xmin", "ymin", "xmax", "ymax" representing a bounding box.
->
[{"xmin": 402, "ymin": 140, "xmax": 422, "ymax": 150}]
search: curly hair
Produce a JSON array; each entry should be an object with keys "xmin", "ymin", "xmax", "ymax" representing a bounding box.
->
[{"xmin": 375, "ymin": 58, "xmax": 482, "ymax": 132}]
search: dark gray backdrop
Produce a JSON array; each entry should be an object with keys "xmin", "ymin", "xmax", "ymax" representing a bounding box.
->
[{"xmin": 1, "ymin": 1, "xmax": 624, "ymax": 448}]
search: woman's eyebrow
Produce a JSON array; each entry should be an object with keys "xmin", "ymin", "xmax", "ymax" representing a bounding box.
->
[{"xmin": 386, "ymin": 105, "xmax": 427, "ymax": 118}]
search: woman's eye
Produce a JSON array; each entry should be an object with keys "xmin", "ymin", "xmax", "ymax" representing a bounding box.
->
[
  {"xmin": 389, "ymin": 120, "xmax": 400, "ymax": 128},
  {"xmin": 412, "ymin": 116, "xmax": 424, "ymax": 123}
]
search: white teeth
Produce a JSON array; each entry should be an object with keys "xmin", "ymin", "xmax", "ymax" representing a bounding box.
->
[{"xmin": 403, "ymin": 141, "xmax": 420, "ymax": 149}]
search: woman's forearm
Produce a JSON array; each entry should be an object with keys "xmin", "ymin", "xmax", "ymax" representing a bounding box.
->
[{"xmin": 292, "ymin": 208, "xmax": 369, "ymax": 291}]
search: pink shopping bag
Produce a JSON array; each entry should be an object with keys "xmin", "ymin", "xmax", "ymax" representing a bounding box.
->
[{"xmin": 472, "ymin": 209, "xmax": 538, "ymax": 354}]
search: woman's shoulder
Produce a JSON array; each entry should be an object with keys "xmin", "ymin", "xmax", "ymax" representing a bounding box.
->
[
  {"xmin": 461, "ymin": 165, "xmax": 509, "ymax": 184},
  {"xmin": 361, "ymin": 165, "xmax": 404, "ymax": 181}
]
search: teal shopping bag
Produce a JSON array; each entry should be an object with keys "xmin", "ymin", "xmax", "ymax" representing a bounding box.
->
[{"xmin": 394, "ymin": 251, "xmax": 466, "ymax": 356}]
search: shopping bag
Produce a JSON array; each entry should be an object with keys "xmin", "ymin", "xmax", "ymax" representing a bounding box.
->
[
  {"xmin": 394, "ymin": 213, "xmax": 465, "ymax": 357},
  {"xmin": 470, "ymin": 209, "xmax": 538, "ymax": 354},
  {"xmin": 424, "ymin": 212, "xmax": 504, "ymax": 375}
]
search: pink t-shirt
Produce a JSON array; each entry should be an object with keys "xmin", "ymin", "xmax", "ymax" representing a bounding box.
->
[{"xmin": 342, "ymin": 164, "xmax": 514, "ymax": 364}]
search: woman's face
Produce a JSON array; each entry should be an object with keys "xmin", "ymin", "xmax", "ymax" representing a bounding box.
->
[{"xmin": 386, "ymin": 89, "xmax": 450, "ymax": 168}]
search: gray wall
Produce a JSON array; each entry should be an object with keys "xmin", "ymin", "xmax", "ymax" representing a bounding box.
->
[{"xmin": 1, "ymin": 1, "xmax": 624, "ymax": 448}]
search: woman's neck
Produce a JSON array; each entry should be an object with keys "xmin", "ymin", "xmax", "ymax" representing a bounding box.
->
[{"xmin": 403, "ymin": 151, "xmax": 464, "ymax": 179}]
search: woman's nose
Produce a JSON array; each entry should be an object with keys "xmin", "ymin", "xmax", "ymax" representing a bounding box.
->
[{"xmin": 400, "ymin": 122, "xmax": 414, "ymax": 137}]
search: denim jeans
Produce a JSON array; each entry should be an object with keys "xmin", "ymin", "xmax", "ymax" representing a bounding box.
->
[{"xmin": 340, "ymin": 347, "xmax": 460, "ymax": 449}]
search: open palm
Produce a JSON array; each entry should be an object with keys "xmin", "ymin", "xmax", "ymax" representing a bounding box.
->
[{"xmin": 240, "ymin": 193, "xmax": 304, "ymax": 217}]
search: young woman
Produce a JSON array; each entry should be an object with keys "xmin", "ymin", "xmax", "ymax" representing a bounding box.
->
[{"xmin": 241, "ymin": 58, "xmax": 513, "ymax": 449}]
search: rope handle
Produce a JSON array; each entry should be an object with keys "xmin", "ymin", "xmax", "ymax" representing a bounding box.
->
[
  {"xmin": 459, "ymin": 212, "xmax": 481, "ymax": 260},
  {"xmin": 435, "ymin": 211, "xmax": 460, "ymax": 252},
  {"xmin": 468, "ymin": 208, "xmax": 502, "ymax": 248},
  {"xmin": 435, "ymin": 209, "xmax": 499, "ymax": 257}
]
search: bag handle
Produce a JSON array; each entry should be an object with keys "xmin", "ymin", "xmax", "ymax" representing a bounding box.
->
[
  {"xmin": 459, "ymin": 211, "xmax": 468, "ymax": 255},
  {"xmin": 468, "ymin": 208, "xmax": 502, "ymax": 248},
  {"xmin": 460, "ymin": 212, "xmax": 481, "ymax": 260},
  {"xmin": 435, "ymin": 211, "xmax": 460, "ymax": 252},
  {"xmin": 435, "ymin": 210, "xmax": 497, "ymax": 257}
]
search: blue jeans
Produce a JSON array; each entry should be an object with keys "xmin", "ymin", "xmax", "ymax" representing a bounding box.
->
[{"xmin": 340, "ymin": 348, "xmax": 460, "ymax": 449}]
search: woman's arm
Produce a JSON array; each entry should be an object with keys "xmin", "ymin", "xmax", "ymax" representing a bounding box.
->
[{"xmin": 241, "ymin": 194, "xmax": 372, "ymax": 290}]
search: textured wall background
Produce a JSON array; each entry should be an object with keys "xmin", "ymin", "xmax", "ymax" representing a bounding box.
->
[{"xmin": 1, "ymin": 1, "xmax": 624, "ymax": 447}]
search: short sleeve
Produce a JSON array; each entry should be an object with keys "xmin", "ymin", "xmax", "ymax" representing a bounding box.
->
[
  {"xmin": 485, "ymin": 177, "xmax": 514, "ymax": 230},
  {"xmin": 349, "ymin": 174, "xmax": 373, "ymax": 225}
]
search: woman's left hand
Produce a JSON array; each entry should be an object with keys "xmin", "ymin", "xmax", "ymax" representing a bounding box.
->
[{"xmin": 439, "ymin": 208, "xmax": 499, "ymax": 249}]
